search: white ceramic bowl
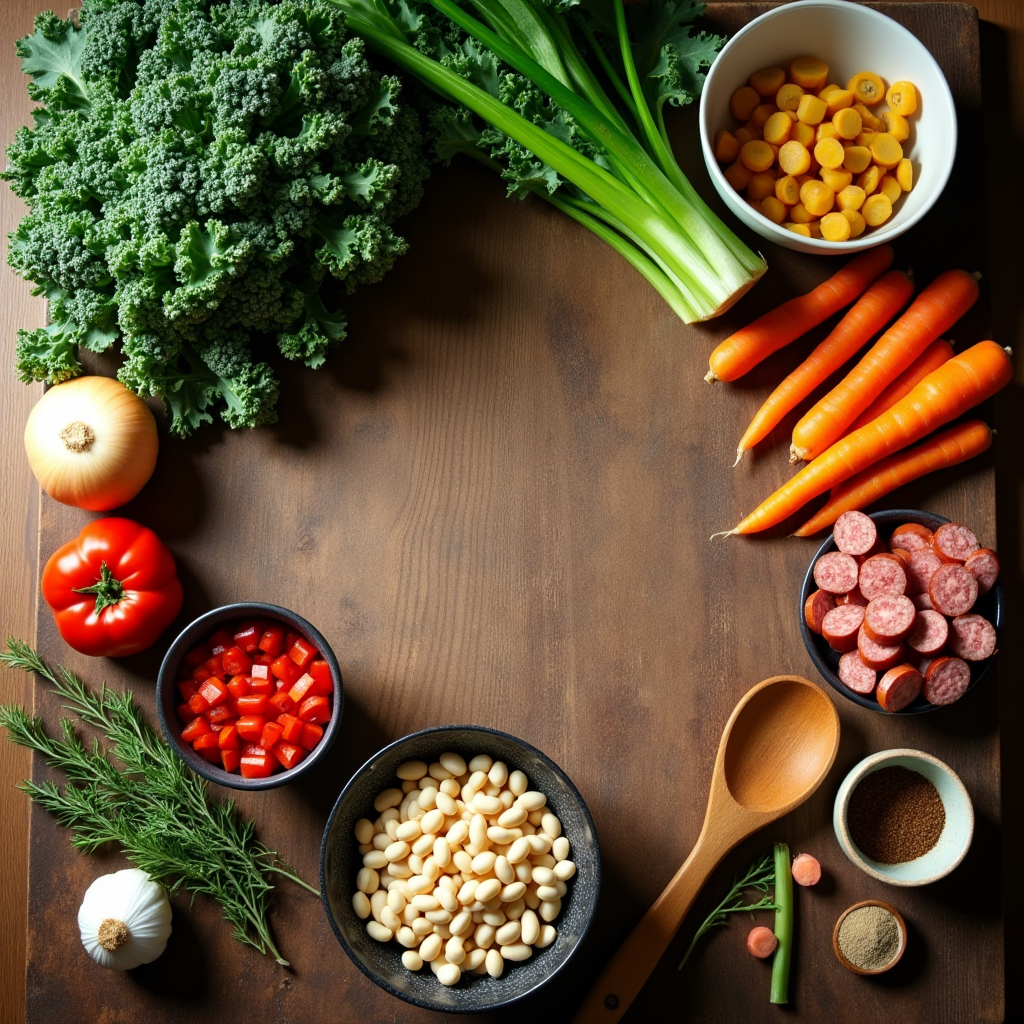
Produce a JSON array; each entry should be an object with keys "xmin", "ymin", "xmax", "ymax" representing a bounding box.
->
[
  {"xmin": 699, "ymin": 0, "xmax": 957, "ymax": 254},
  {"xmin": 833, "ymin": 748, "xmax": 973, "ymax": 886}
]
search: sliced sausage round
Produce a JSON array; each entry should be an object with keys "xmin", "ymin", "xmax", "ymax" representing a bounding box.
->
[
  {"xmin": 858, "ymin": 554, "xmax": 907, "ymax": 600},
  {"xmin": 929, "ymin": 563, "xmax": 979, "ymax": 617},
  {"xmin": 906, "ymin": 609, "xmax": 949, "ymax": 656},
  {"xmin": 804, "ymin": 589, "xmax": 836, "ymax": 635},
  {"xmin": 857, "ymin": 627, "xmax": 905, "ymax": 671},
  {"xmin": 838, "ymin": 651, "xmax": 877, "ymax": 695},
  {"xmin": 932, "ymin": 522, "xmax": 980, "ymax": 563},
  {"xmin": 863, "ymin": 594, "xmax": 917, "ymax": 644},
  {"xmin": 813, "ymin": 551, "xmax": 860, "ymax": 595},
  {"xmin": 923, "ymin": 656, "xmax": 971, "ymax": 705},
  {"xmin": 877, "ymin": 664, "xmax": 923, "ymax": 712},
  {"xmin": 833, "ymin": 511, "xmax": 878, "ymax": 556},
  {"xmin": 821, "ymin": 604, "xmax": 866, "ymax": 653},
  {"xmin": 837, "ymin": 586, "xmax": 868, "ymax": 607},
  {"xmin": 907, "ymin": 548, "xmax": 943, "ymax": 596},
  {"xmin": 890, "ymin": 523, "xmax": 933, "ymax": 553},
  {"xmin": 949, "ymin": 613, "xmax": 997, "ymax": 661},
  {"xmin": 965, "ymin": 548, "xmax": 1000, "ymax": 595},
  {"xmin": 911, "ymin": 592, "xmax": 934, "ymax": 612}
]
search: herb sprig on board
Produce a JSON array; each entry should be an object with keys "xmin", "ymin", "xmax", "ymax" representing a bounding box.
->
[{"xmin": 0, "ymin": 639, "xmax": 319, "ymax": 965}]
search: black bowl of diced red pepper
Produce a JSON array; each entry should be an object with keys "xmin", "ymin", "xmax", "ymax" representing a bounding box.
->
[{"xmin": 156, "ymin": 602, "xmax": 343, "ymax": 789}]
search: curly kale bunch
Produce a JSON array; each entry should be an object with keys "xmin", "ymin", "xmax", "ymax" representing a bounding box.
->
[{"xmin": 4, "ymin": 0, "xmax": 430, "ymax": 434}]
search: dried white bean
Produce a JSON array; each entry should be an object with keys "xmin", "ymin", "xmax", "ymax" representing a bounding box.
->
[
  {"xmin": 536, "ymin": 884, "xmax": 560, "ymax": 902},
  {"xmin": 396, "ymin": 819, "xmax": 422, "ymax": 842},
  {"xmin": 374, "ymin": 788, "xmax": 403, "ymax": 813},
  {"xmin": 425, "ymin": 909, "xmax": 452, "ymax": 924},
  {"xmin": 428, "ymin": 762, "xmax": 453, "ymax": 781},
  {"xmin": 385, "ymin": 819, "xmax": 400, "ymax": 840},
  {"xmin": 440, "ymin": 778, "xmax": 461, "ymax": 798},
  {"xmin": 380, "ymin": 906, "xmax": 401, "ymax": 931},
  {"xmin": 507, "ymin": 838, "xmax": 531, "ymax": 864},
  {"xmin": 418, "ymin": 808, "xmax": 444, "ymax": 836},
  {"xmin": 388, "ymin": 860, "xmax": 413, "ymax": 879},
  {"xmin": 494, "ymin": 856, "xmax": 515, "ymax": 885},
  {"xmin": 501, "ymin": 942, "xmax": 533, "ymax": 962},
  {"xmin": 408, "ymin": 874, "xmax": 433, "ymax": 895},
  {"xmin": 474, "ymin": 923, "xmax": 495, "ymax": 948},
  {"xmin": 540, "ymin": 813, "xmax": 561, "ymax": 838},
  {"xmin": 504, "ymin": 898, "xmax": 526, "ymax": 921},
  {"xmin": 524, "ymin": 889, "xmax": 541, "ymax": 911},
  {"xmin": 402, "ymin": 950, "xmax": 424, "ymax": 971},
  {"xmin": 520, "ymin": 909, "xmax": 540, "ymax": 945},
  {"xmin": 497, "ymin": 807, "xmax": 528, "ymax": 828},
  {"xmin": 437, "ymin": 963, "xmax": 461, "ymax": 986},
  {"xmin": 412, "ymin": 917, "xmax": 434, "ymax": 936},
  {"xmin": 440, "ymin": 752, "xmax": 467, "ymax": 776},
  {"xmin": 485, "ymin": 948, "xmax": 504, "ymax": 978},
  {"xmin": 515, "ymin": 862, "xmax": 533, "ymax": 884},
  {"xmin": 387, "ymin": 890, "xmax": 407, "ymax": 914},
  {"xmin": 397, "ymin": 760, "xmax": 428, "ymax": 781},
  {"xmin": 469, "ymin": 814, "xmax": 489, "ymax": 849},
  {"xmin": 472, "ymin": 794, "xmax": 503, "ymax": 816},
  {"xmin": 445, "ymin": 936, "xmax": 466, "ymax": 965},
  {"xmin": 396, "ymin": 926, "xmax": 419, "ymax": 948},
  {"xmin": 402, "ymin": 903, "xmax": 419, "ymax": 926},
  {"xmin": 527, "ymin": 834, "xmax": 552, "ymax": 855},
  {"xmin": 411, "ymin": 894, "xmax": 439, "ymax": 912},
  {"xmin": 539, "ymin": 898, "xmax": 561, "ymax": 922},
  {"xmin": 475, "ymin": 878, "xmax": 502, "ymax": 903},
  {"xmin": 366, "ymin": 920, "xmax": 392, "ymax": 942},
  {"xmin": 354, "ymin": 819, "xmax": 375, "ymax": 844},
  {"xmin": 495, "ymin": 920, "xmax": 521, "ymax": 945},
  {"xmin": 412, "ymin": 833, "xmax": 435, "ymax": 857},
  {"xmin": 433, "ymin": 923, "xmax": 452, "ymax": 940},
  {"xmin": 531, "ymin": 866, "xmax": 556, "ymax": 886},
  {"xmin": 555, "ymin": 881, "xmax": 568, "ymax": 897},
  {"xmin": 536, "ymin": 924, "xmax": 557, "ymax": 948},
  {"xmin": 363, "ymin": 850, "xmax": 387, "ymax": 870},
  {"xmin": 384, "ymin": 841, "xmax": 410, "ymax": 863},
  {"xmin": 468, "ymin": 754, "xmax": 493, "ymax": 772},
  {"xmin": 417, "ymin": 787, "xmax": 438, "ymax": 811},
  {"xmin": 464, "ymin": 947, "xmax": 487, "ymax": 971},
  {"xmin": 451, "ymin": 909, "xmax": 474, "ymax": 935},
  {"xmin": 435, "ymin": 887, "xmax": 458, "ymax": 912},
  {"xmin": 500, "ymin": 881, "xmax": 527, "ymax": 902},
  {"xmin": 471, "ymin": 851, "xmax": 497, "ymax": 876},
  {"xmin": 352, "ymin": 891, "xmax": 371, "ymax": 919},
  {"xmin": 527, "ymin": 809, "xmax": 544, "ymax": 826},
  {"xmin": 356, "ymin": 868, "xmax": 379, "ymax": 894},
  {"xmin": 487, "ymin": 826, "xmax": 520, "ymax": 845},
  {"xmin": 372, "ymin": 833, "xmax": 390, "ymax": 851},
  {"xmin": 552, "ymin": 836, "xmax": 570, "ymax": 862},
  {"xmin": 453, "ymin": 851, "xmax": 474, "ymax": 874},
  {"xmin": 435, "ymin": 792, "xmax": 457, "ymax": 816},
  {"xmin": 446, "ymin": 820, "xmax": 469, "ymax": 845},
  {"xmin": 419, "ymin": 933, "xmax": 442, "ymax": 961}
]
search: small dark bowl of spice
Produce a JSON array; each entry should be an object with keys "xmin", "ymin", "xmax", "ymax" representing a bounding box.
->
[
  {"xmin": 833, "ymin": 749, "xmax": 973, "ymax": 885},
  {"xmin": 833, "ymin": 900, "xmax": 907, "ymax": 975}
]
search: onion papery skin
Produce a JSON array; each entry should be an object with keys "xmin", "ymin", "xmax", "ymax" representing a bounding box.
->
[{"xmin": 24, "ymin": 376, "xmax": 158, "ymax": 510}]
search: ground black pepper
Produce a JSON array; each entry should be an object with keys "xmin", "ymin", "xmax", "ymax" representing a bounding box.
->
[{"xmin": 847, "ymin": 765, "xmax": 945, "ymax": 864}]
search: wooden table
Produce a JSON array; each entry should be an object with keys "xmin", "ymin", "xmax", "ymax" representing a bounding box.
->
[{"xmin": 1, "ymin": 2, "xmax": 1022, "ymax": 1021}]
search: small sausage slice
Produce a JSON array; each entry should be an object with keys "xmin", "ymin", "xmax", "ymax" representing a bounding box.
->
[
  {"xmin": 911, "ymin": 592, "xmax": 934, "ymax": 612},
  {"xmin": 906, "ymin": 609, "xmax": 949, "ymax": 656},
  {"xmin": 804, "ymin": 590, "xmax": 836, "ymax": 635},
  {"xmin": 813, "ymin": 551, "xmax": 860, "ymax": 595},
  {"xmin": 863, "ymin": 594, "xmax": 917, "ymax": 644},
  {"xmin": 833, "ymin": 511, "xmax": 878, "ymax": 556},
  {"xmin": 907, "ymin": 548, "xmax": 942, "ymax": 596},
  {"xmin": 876, "ymin": 664, "xmax": 923, "ymax": 712},
  {"xmin": 821, "ymin": 604, "xmax": 866, "ymax": 653},
  {"xmin": 890, "ymin": 523, "xmax": 933, "ymax": 553},
  {"xmin": 923, "ymin": 656, "xmax": 972, "ymax": 705},
  {"xmin": 929, "ymin": 563, "xmax": 979, "ymax": 617},
  {"xmin": 838, "ymin": 650, "xmax": 877, "ymax": 694},
  {"xmin": 965, "ymin": 548, "xmax": 1000, "ymax": 595},
  {"xmin": 858, "ymin": 554, "xmax": 907, "ymax": 600},
  {"xmin": 837, "ymin": 586, "xmax": 868, "ymax": 607},
  {"xmin": 949, "ymin": 614, "xmax": 997, "ymax": 661},
  {"xmin": 857, "ymin": 627, "xmax": 905, "ymax": 671},
  {"xmin": 932, "ymin": 522, "xmax": 980, "ymax": 564}
]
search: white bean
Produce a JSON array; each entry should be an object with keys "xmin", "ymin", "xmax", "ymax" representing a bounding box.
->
[
  {"xmin": 485, "ymin": 948, "xmax": 504, "ymax": 978},
  {"xmin": 435, "ymin": 887, "xmax": 459, "ymax": 912},
  {"xmin": 552, "ymin": 836, "xmax": 571, "ymax": 862},
  {"xmin": 494, "ymin": 856, "xmax": 515, "ymax": 885},
  {"xmin": 504, "ymin": 898, "xmax": 526, "ymax": 921},
  {"xmin": 396, "ymin": 819, "xmax": 422, "ymax": 842},
  {"xmin": 531, "ymin": 866, "xmax": 556, "ymax": 886},
  {"xmin": 451, "ymin": 909, "xmax": 473, "ymax": 935},
  {"xmin": 508, "ymin": 770, "xmax": 528, "ymax": 796},
  {"xmin": 495, "ymin": 920, "xmax": 521, "ymax": 945},
  {"xmin": 402, "ymin": 950, "xmax": 424, "ymax": 971},
  {"xmin": 515, "ymin": 862, "xmax": 533, "ymax": 884},
  {"xmin": 380, "ymin": 906, "xmax": 401, "ymax": 931},
  {"xmin": 500, "ymin": 881, "xmax": 527, "ymax": 902},
  {"xmin": 535, "ymin": 924, "xmax": 557, "ymax": 948},
  {"xmin": 440, "ymin": 778, "xmax": 461, "ymax": 798},
  {"xmin": 487, "ymin": 826, "xmax": 520, "ymax": 845},
  {"xmin": 366, "ymin": 920, "xmax": 393, "ymax": 942},
  {"xmin": 408, "ymin": 854, "xmax": 424, "ymax": 874},
  {"xmin": 487, "ymin": 761, "xmax": 509, "ymax": 787},
  {"xmin": 437, "ymin": 963, "xmax": 461, "ymax": 986},
  {"xmin": 433, "ymin": 922, "xmax": 452, "ymax": 940},
  {"xmin": 520, "ymin": 909, "xmax": 540, "ymax": 945},
  {"xmin": 425, "ymin": 909, "xmax": 452, "ymax": 924},
  {"xmin": 396, "ymin": 926, "xmax": 419, "ymax": 948},
  {"xmin": 507, "ymin": 837, "xmax": 531, "ymax": 864},
  {"xmin": 388, "ymin": 860, "xmax": 413, "ymax": 879},
  {"xmin": 536, "ymin": 884, "xmax": 560, "ymax": 902},
  {"xmin": 446, "ymin": 820, "xmax": 470, "ymax": 846},
  {"xmin": 464, "ymin": 947, "xmax": 487, "ymax": 971},
  {"xmin": 419, "ymin": 933, "xmax": 442, "ymax": 961},
  {"xmin": 384, "ymin": 841, "xmax": 410, "ymax": 863},
  {"xmin": 471, "ymin": 851, "xmax": 497, "ymax": 876},
  {"xmin": 439, "ymin": 752, "xmax": 467, "ymax": 776},
  {"xmin": 412, "ymin": 833, "xmax": 435, "ymax": 857},
  {"xmin": 417, "ymin": 787, "xmax": 438, "ymax": 811},
  {"xmin": 408, "ymin": 874, "xmax": 433, "ymax": 895},
  {"xmin": 356, "ymin": 867, "xmax": 379, "ymax": 894},
  {"xmin": 539, "ymin": 897, "xmax": 561, "ymax": 921},
  {"xmin": 381, "ymin": 808, "xmax": 400, "ymax": 826},
  {"xmin": 418, "ymin": 808, "xmax": 445, "ymax": 836},
  {"xmin": 475, "ymin": 878, "xmax": 502, "ymax": 903},
  {"xmin": 402, "ymin": 903, "xmax": 419, "ymax": 925},
  {"xmin": 527, "ymin": 834, "xmax": 552, "ymax": 855},
  {"xmin": 541, "ymin": 813, "xmax": 561, "ymax": 838},
  {"xmin": 497, "ymin": 807, "xmax": 528, "ymax": 828},
  {"xmin": 412, "ymin": 917, "xmax": 434, "ymax": 936},
  {"xmin": 352, "ymin": 891, "xmax": 371, "ymax": 919},
  {"xmin": 385, "ymin": 819, "xmax": 400, "ymax": 840},
  {"xmin": 481, "ymin": 909, "xmax": 506, "ymax": 926},
  {"xmin": 363, "ymin": 850, "xmax": 387, "ymax": 870},
  {"xmin": 374, "ymin": 788, "xmax": 403, "ymax": 812},
  {"xmin": 435, "ymin": 792, "xmax": 457, "ymax": 817},
  {"xmin": 428, "ymin": 762, "xmax": 453, "ymax": 781},
  {"xmin": 372, "ymin": 833, "xmax": 390, "ymax": 851},
  {"xmin": 411, "ymin": 894, "xmax": 439, "ymax": 911},
  {"xmin": 474, "ymin": 923, "xmax": 496, "ymax": 948},
  {"xmin": 469, "ymin": 814, "xmax": 489, "ymax": 849},
  {"xmin": 397, "ymin": 760, "xmax": 428, "ymax": 780},
  {"xmin": 354, "ymin": 818, "xmax": 375, "ymax": 844},
  {"xmin": 500, "ymin": 942, "xmax": 533, "ymax": 962},
  {"xmin": 445, "ymin": 936, "xmax": 466, "ymax": 965}
]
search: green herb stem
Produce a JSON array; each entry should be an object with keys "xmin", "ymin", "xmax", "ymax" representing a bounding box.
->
[{"xmin": 770, "ymin": 842, "xmax": 793, "ymax": 1005}]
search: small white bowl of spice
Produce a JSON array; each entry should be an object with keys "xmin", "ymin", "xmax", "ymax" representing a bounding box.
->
[
  {"xmin": 832, "ymin": 748, "xmax": 974, "ymax": 885},
  {"xmin": 833, "ymin": 900, "xmax": 907, "ymax": 975}
]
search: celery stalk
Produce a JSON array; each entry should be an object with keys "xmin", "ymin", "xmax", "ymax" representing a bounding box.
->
[{"xmin": 770, "ymin": 842, "xmax": 792, "ymax": 1005}]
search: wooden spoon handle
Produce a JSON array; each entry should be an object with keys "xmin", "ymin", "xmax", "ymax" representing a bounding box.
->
[{"xmin": 571, "ymin": 833, "xmax": 722, "ymax": 1024}]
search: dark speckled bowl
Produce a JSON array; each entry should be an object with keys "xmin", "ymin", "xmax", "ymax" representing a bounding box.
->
[
  {"xmin": 320, "ymin": 725, "xmax": 600, "ymax": 1013},
  {"xmin": 156, "ymin": 603, "xmax": 343, "ymax": 789},
  {"xmin": 800, "ymin": 510, "xmax": 1003, "ymax": 714}
]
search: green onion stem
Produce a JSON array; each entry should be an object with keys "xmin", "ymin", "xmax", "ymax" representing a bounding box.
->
[{"xmin": 770, "ymin": 842, "xmax": 793, "ymax": 1005}]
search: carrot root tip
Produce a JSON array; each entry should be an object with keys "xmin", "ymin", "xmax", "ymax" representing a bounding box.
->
[
  {"xmin": 732, "ymin": 449, "xmax": 745, "ymax": 468},
  {"xmin": 789, "ymin": 444, "xmax": 807, "ymax": 464},
  {"xmin": 704, "ymin": 369, "xmax": 718, "ymax": 383},
  {"xmin": 709, "ymin": 529, "xmax": 738, "ymax": 541}
]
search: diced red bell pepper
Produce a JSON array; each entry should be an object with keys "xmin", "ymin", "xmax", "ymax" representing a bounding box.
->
[
  {"xmin": 309, "ymin": 660, "xmax": 333, "ymax": 695},
  {"xmin": 236, "ymin": 715, "xmax": 266, "ymax": 742},
  {"xmin": 236, "ymin": 694, "xmax": 269, "ymax": 717},
  {"xmin": 227, "ymin": 676, "xmax": 250, "ymax": 700},
  {"xmin": 206, "ymin": 703, "xmax": 235, "ymax": 725},
  {"xmin": 284, "ymin": 630, "xmax": 301, "ymax": 651},
  {"xmin": 250, "ymin": 663, "xmax": 269, "ymax": 680},
  {"xmin": 221, "ymin": 646, "xmax": 253, "ymax": 677},
  {"xmin": 191, "ymin": 667, "xmax": 211, "ymax": 685},
  {"xmin": 288, "ymin": 672, "xmax": 317, "ymax": 705},
  {"xmin": 270, "ymin": 655, "xmax": 301, "ymax": 687},
  {"xmin": 268, "ymin": 691, "xmax": 295, "ymax": 718},
  {"xmin": 240, "ymin": 752, "xmax": 274, "ymax": 779},
  {"xmin": 277, "ymin": 713, "xmax": 303, "ymax": 743},
  {"xmin": 221, "ymin": 749, "xmax": 242, "ymax": 773},
  {"xmin": 202, "ymin": 655, "xmax": 225, "ymax": 679},
  {"xmin": 198, "ymin": 677, "xmax": 229, "ymax": 708},
  {"xmin": 193, "ymin": 731, "xmax": 222, "ymax": 763},
  {"xmin": 258, "ymin": 624, "xmax": 285, "ymax": 657},
  {"xmin": 184, "ymin": 644, "xmax": 211, "ymax": 668},
  {"xmin": 298, "ymin": 694, "xmax": 331, "ymax": 724},
  {"xmin": 177, "ymin": 679, "xmax": 198, "ymax": 701},
  {"xmin": 218, "ymin": 723, "xmax": 240, "ymax": 750},
  {"xmin": 299, "ymin": 722, "xmax": 324, "ymax": 750},
  {"xmin": 188, "ymin": 692, "xmax": 209, "ymax": 716},
  {"xmin": 181, "ymin": 716, "xmax": 212, "ymax": 742},
  {"xmin": 287, "ymin": 636, "xmax": 318, "ymax": 670},
  {"xmin": 241, "ymin": 743, "xmax": 267, "ymax": 757},
  {"xmin": 272, "ymin": 741, "xmax": 307, "ymax": 770},
  {"xmin": 208, "ymin": 629, "xmax": 234, "ymax": 655},
  {"xmin": 176, "ymin": 702, "xmax": 197, "ymax": 724},
  {"xmin": 249, "ymin": 675, "xmax": 274, "ymax": 696},
  {"xmin": 261, "ymin": 720, "xmax": 283, "ymax": 749},
  {"xmin": 233, "ymin": 625, "xmax": 261, "ymax": 654},
  {"xmin": 252, "ymin": 652, "xmax": 273, "ymax": 666}
]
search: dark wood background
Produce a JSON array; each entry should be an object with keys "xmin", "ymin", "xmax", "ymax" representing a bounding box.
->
[{"xmin": 2, "ymin": 3, "xmax": 1021, "ymax": 1022}]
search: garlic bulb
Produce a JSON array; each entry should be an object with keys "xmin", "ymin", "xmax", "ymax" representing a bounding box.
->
[
  {"xmin": 78, "ymin": 868, "xmax": 172, "ymax": 970},
  {"xmin": 24, "ymin": 376, "xmax": 158, "ymax": 511}
]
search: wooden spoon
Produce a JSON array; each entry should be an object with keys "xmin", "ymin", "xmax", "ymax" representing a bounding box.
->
[{"xmin": 572, "ymin": 675, "xmax": 840, "ymax": 1024}]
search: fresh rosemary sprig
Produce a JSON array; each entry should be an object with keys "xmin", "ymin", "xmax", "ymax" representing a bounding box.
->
[
  {"xmin": 677, "ymin": 852, "xmax": 778, "ymax": 969},
  {"xmin": 0, "ymin": 639, "xmax": 320, "ymax": 966}
]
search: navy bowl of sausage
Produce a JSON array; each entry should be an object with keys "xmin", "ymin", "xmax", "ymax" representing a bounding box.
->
[{"xmin": 799, "ymin": 510, "xmax": 1003, "ymax": 714}]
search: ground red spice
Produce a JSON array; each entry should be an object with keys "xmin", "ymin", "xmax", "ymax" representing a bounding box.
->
[{"xmin": 847, "ymin": 765, "xmax": 945, "ymax": 864}]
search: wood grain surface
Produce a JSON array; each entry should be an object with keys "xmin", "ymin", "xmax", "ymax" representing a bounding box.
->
[{"xmin": 1, "ymin": 2, "xmax": 1022, "ymax": 1022}]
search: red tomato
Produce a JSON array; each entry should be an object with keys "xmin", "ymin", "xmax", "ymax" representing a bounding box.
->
[{"xmin": 41, "ymin": 518, "xmax": 184, "ymax": 658}]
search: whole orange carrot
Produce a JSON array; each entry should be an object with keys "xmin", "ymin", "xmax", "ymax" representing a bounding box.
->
[
  {"xmin": 716, "ymin": 341, "xmax": 1012, "ymax": 537},
  {"xmin": 734, "ymin": 270, "xmax": 914, "ymax": 464},
  {"xmin": 790, "ymin": 269, "xmax": 980, "ymax": 462},
  {"xmin": 792, "ymin": 420, "xmax": 993, "ymax": 536},
  {"xmin": 845, "ymin": 338, "xmax": 954, "ymax": 433},
  {"xmin": 705, "ymin": 245, "xmax": 893, "ymax": 383}
]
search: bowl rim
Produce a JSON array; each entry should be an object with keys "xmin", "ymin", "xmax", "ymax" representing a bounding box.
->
[
  {"xmin": 698, "ymin": 0, "xmax": 958, "ymax": 252},
  {"xmin": 798, "ymin": 509, "xmax": 1003, "ymax": 714},
  {"xmin": 318, "ymin": 723, "xmax": 601, "ymax": 1014},
  {"xmin": 832, "ymin": 898, "xmax": 908, "ymax": 974},
  {"xmin": 833, "ymin": 747, "xmax": 974, "ymax": 886},
  {"xmin": 155, "ymin": 601, "xmax": 344, "ymax": 791}
]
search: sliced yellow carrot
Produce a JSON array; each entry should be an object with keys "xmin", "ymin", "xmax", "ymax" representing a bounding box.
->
[
  {"xmin": 896, "ymin": 158, "xmax": 914, "ymax": 191},
  {"xmin": 750, "ymin": 67, "xmax": 786, "ymax": 97},
  {"xmin": 776, "ymin": 83, "xmax": 805, "ymax": 112},
  {"xmin": 820, "ymin": 211, "xmax": 851, "ymax": 241},
  {"xmin": 848, "ymin": 71, "xmax": 886, "ymax": 106},
  {"xmin": 797, "ymin": 94, "xmax": 827, "ymax": 125},
  {"xmin": 863, "ymin": 193, "xmax": 893, "ymax": 226},
  {"xmin": 731, "ymin": 86, "xmax": 761, "ymax": 121},
  {"xmin": 833, "ymin": 107, "xmax": 862, "ymax": 140},
  {"xmin": 791, "ymin": 56, "xmax": 829, "ymax": 90},
  {"xmin": 714, "ymin": 130, "xmax": 739, "ymax": 163},
  {"xmin": 886, "ymin": 80, "xmax": 918, "ymax": 116}
]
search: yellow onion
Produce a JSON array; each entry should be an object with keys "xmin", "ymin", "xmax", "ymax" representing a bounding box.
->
[{"xmin": 24, "ymin": 376, "xmax": 158, "ymax": 510}]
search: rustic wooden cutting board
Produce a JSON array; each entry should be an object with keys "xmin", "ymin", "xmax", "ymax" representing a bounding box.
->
[{"xmin": 25, "ymin": 4, "xmax": 1001, "ymax": 1021}]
